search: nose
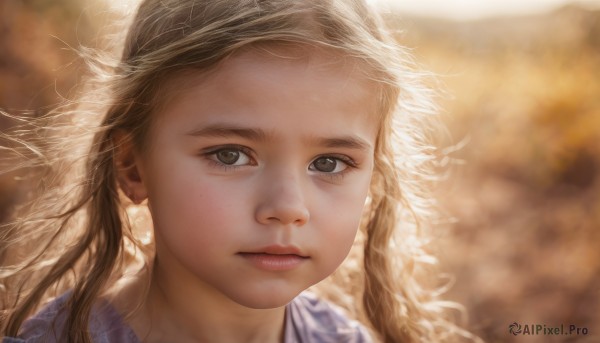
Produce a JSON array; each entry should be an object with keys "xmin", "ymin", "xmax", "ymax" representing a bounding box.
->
[{"xmin": 255, "ymin": 171, "xmax": 310, "ymax": 226}]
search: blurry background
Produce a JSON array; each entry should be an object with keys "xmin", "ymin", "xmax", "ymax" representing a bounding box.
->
[{"xmin": 1, "ymin": 0, "xmax": 599, "ymax": 342}]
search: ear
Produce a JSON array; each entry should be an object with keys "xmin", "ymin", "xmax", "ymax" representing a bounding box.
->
[{"xmin": 113, "ymin": 130, "xmax": 148, "ymax": 205}]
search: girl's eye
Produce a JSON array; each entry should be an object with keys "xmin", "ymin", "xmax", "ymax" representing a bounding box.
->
[
  {"xmin": 309, "ymin": 156, "xmax": 349, "ymax": 173},
  {"xmin": 209, "ymin": 147, "xmax": 253, "ymax": 166}
]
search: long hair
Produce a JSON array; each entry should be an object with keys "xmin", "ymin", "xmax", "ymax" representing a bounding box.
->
[{"xmin": 1, "ymin": 0, "xmax": 473, "ymax": 341}]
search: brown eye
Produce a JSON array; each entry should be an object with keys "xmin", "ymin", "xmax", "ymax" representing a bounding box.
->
[
  {"xmin": 208, "ymin": 147, "xmax": 253, "ymax": 166},
  {"xmin": 216, "ymin": 149, "xmax": 240, "ymax": 165},
  {"xmin": 310, "ymin": 156, "xmax": 351, "ymax": 174},
  {"xmin": 312, "ymin": 157, "xmax": 337, "ymax": 172}
]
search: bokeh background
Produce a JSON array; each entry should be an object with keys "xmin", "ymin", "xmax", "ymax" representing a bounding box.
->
[{"xmin": 1, "ymin": 1, "xmax": 599, "ymax": 342}]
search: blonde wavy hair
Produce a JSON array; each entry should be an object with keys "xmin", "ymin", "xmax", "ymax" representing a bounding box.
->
[{"xmin": 1, "ymin": 0, "xmax": 475, "ymax": 342}]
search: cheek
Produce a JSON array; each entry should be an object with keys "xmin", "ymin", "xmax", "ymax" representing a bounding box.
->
[
  {"xmin": 145, "ymin": 163, "xmax": 248, "ymax": 256},
  {"xmin": 312, "ymin": 173, "xmax": 372, "ymax": 265}
]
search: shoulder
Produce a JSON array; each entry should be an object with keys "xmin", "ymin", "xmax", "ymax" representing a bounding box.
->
[
  {"xmin": 3, "ymin": 292, "xmax": 140, "ymax": 343},
  {"xmin": 286, "ymin": 292, "xmax": 374, "ymax": 343},
  {"xmin": 3, "ymin": 292, "xmax": 71, "ymax": 343}
]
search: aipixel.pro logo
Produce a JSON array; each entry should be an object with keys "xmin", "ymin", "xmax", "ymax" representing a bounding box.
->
[
  {"xmin": 509, "ymin": 322, "xmax": 589, "ymax": 337},
  {"xmin": 509, "ymin": 322, "xmax": 522, "ymax": 335}
]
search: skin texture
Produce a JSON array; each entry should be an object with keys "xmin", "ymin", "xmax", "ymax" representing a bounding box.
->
[{"xmin": 115, "ymin": 47, "xmax": 380, "ymax": 343}]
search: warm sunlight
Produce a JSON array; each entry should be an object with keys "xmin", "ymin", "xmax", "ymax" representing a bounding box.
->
[
  {"xmin": 371, "ymin": 0, "xmax": 600, "ymax": 19},
  {"xmin": 106, "ymin": 0, "xmax": 600, "ymax": 19},
  {"xmin": 2, "ymin": 0, "xmax": 599, "ymax": 341}
]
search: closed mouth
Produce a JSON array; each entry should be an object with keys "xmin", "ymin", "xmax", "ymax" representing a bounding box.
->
[
  {"xmin": 237, "ymin": 244, "xmax": 309, "ymax": 271},
  {"xmin": 239, "ymin": 244, "xmax": 309, "ymax": 258},
  {"xmin": 237, "ymin": 251, "xmax": 309, "ymax": 271}
]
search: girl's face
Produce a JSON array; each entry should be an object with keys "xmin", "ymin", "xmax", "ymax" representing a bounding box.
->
[{"xmin": 134, "ymin": 47, "xmax": 379, "ymax": 309}]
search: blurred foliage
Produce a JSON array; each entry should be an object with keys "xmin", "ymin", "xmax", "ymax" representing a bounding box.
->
[
  {"xmin": 1, "ymin": 2, "xmax": 599, "ymax": 342},
  {"xmin": 389, "ymin": 5, "xmax": 600, "ymax": 342},
  {"xmin": 0, "ymin": 0, "xmax": 102, "ymax": 221},
  {"xmin": 0, "ymin": 0, "xmax": 96, "ymax": 113}
]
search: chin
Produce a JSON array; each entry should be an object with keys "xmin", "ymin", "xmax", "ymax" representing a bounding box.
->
[{"xmin": 227, "ymin": 284, "xmax": 304, "ymax": 309}]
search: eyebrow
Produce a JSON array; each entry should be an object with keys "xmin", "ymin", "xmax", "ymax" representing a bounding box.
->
[
  {"xmin": 315, "ymin": 136, "xmax": 372, "ymax": 151},
  {"xmin": 186, "ymin": 123, "xmax": 371, "ymax": 151},
  {"xmin": 185, "ymin": 124, "xmax": 268, "ymax": 142}
]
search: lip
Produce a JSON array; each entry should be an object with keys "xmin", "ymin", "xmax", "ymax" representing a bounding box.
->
[
  {"xmin": 247, "ymin": 244, "xmax": 308, "ymax": 257},
  {"xmin": 238, "ymin": 245, "xmax": 309, "ymax": 271}
]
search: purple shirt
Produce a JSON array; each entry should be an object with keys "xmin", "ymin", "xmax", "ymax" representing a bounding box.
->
[{"xmin": 3, "ymin": 292, "xmax": 372, "ymax": 342}]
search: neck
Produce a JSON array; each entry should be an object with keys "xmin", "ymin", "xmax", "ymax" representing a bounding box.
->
[{"xmin": 127, "ymin": 259, "xmax": 286, "ymax": 343}]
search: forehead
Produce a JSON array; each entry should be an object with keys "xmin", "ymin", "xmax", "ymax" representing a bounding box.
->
[
  {"xmin": 137, "ymin": 44, "xmax": 383, "ymax": 158},
  {"xmin": 232, "ymin": 43, "xmax": 369, "ymax": 78},
  {"xmin": 159, "ymin": 44, "xmax": 380, "ymax": 110},
  {"xmin": 145, "ymin": 44, "xmax": 382, "ymax": 146}
]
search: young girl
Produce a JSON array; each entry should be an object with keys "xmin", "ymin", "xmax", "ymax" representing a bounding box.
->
[{"xmin": 1, "ymin": 0, "xmax": 473, "ymax": 342}]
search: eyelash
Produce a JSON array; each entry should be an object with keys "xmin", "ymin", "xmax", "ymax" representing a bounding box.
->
[
  {"xmin": 201, "ymin": 145, "xmax": 358, "ymax": 179},
  {"xmin": 311, "ymin": 154, "xmax": 357, "ymax": 182},
  {"xmin": 202, "ymin": 145, "xmax": 256, "ymax": 171}
]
